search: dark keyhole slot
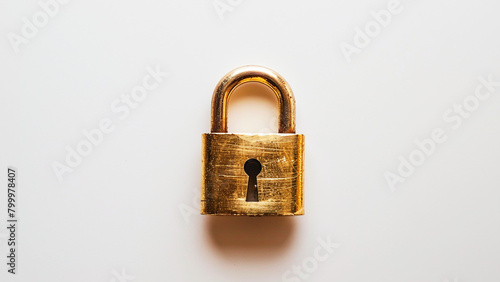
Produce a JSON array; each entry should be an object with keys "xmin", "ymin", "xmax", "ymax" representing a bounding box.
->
[{"xmin": 244, "ymin": 158, "xmax": 262, "ymax": 202}]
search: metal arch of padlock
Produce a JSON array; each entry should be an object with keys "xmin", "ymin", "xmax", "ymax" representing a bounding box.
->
[{"xmin": 201, "ymin": 65, "xmax": 304, "ymax": 216}]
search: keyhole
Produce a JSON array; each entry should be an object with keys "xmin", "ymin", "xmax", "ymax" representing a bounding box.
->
[{"xmin": 244, "ymin": 158, "xmax": 262, "ymax": 202}]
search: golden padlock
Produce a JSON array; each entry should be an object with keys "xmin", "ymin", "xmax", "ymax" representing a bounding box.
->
[{"xmin": 201, "ymin": 65, "xmax": 304, "ymax": 216}]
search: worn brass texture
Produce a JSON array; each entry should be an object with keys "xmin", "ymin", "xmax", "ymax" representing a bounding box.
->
[{"xmin": 201, "ymin": 65, "xmax": 304, "ymax": 216}]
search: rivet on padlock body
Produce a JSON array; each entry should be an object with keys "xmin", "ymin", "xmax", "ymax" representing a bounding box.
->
[{"xmin": 201, "ymin": 65, "xmax": 304, "ymax": 216}]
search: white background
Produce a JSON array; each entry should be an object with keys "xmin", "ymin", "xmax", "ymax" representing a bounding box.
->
[{"xmin": 1, "ymin": 0, "xmax": 500, "ymax": 281}]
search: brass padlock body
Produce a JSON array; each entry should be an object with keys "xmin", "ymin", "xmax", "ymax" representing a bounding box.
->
[
  {"xmin": 201, "ymin": 65, "xmax": 305, "ymax": 216},
  {"xmin": 201, "ymin": 133, "xmax": 304, "ymax": 216}
]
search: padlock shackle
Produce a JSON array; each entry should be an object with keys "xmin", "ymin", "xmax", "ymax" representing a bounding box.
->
[{"xmin": 211, "ymin": 65, "xmax": 296, "ymax": 133}]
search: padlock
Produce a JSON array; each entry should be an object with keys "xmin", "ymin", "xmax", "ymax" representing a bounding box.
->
[{"xmin": 201, "ymin": 65, "xmax": 304, "ymax": 216}]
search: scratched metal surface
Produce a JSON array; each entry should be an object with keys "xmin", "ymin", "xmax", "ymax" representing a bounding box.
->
[{"xmin": 201, "ymin": 133, "xmax": 304, "ymax": 216}]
